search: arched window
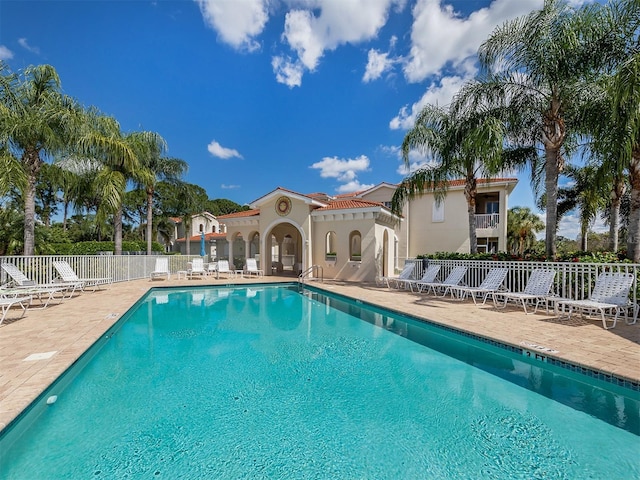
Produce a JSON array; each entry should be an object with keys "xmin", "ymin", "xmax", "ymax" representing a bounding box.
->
[
  {"xmin": 199, "ymin": 223, "xmax": 204, "ymax": 232},
  {"xmin": 325, "ymin": 231, "xmax": 337, "ymax": 258},
  {"xmin": 349, "ymin": 231, "xmax": 361, "ymax": 261}
]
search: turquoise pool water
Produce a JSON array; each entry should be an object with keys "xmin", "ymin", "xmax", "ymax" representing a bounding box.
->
[{"xmin": 1, "ymin": 285, "xmax": 639, "ymax": 479}]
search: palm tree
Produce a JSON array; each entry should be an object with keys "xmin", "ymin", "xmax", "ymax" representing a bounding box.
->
[
  {"xmin": 507, "ymin": 207, "xmax": 544, "ymax": 256},
  {"xmin": 135, "ymin": 139, "xmax": 187, "ymax": 254},
  {"xmin": 604, "ymin": 0, "xmax": 640, "ymax": 260},
  {"xmin": 459, "ymin": 0, "xmax": 618, "ymax": 259},
  {"xmin": 391, "ymin": 103, "xmax": 520, "ymax": 253},
  {"xmin": 556, "ymin": 165, "xmax": 607, "ymax": 251},
  {"xmin": 77, "ymin": 114, "xmax": 145, "ymax": 255},
  {"xmin": 0, "ymin": 63, "xmax": 84, "ymax": 255}
]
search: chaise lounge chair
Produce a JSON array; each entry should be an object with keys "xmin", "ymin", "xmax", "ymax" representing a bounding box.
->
[
  {"xmin": 216, "ymin": 260, "xmax": 233, "ymax": 279},
  {"xmin": 556, "ymin": 272, "xmax": 637, "ymax": 329},
  {"xmin": 150, "ymin": 257, "xmax": 170, "ymax": 280},
  {"xmin": 397, "ymin": 265, "xmax": 441, "ymax": 293},
  {"xmin": 492, "ymin": 269, "xmax": 556, "ymax": 314},
  {"xmin": 1, "ymin": 262, "xmax": 79, "ymax": 302},
  {"xmin": 417, "ymin": 265, "xmax": 468, "ymax": 296},
  {"xmin": 53, "ymin": 261, "xmax": 111, "ymax": 292},
  {"xmin": 0, "ymin": 294, "xmax": 30, "ymax": 324},
  {"xmin": 447, "ymin": 268, "xmax": 509, "ymax": 305},
  {"xmin": 382, "ymin": 263, "xmax": 416, "ymax": 289},
  {"xmin": 187, "ymin": 258, "xmax": 207, "ymax": 279},
  {"xmin": 244, "ymin": 258, "xmax": 264, "ymax": 277}
]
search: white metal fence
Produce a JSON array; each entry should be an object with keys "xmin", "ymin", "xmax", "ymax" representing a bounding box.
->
[
  {"xmin": 0, "ymin": 255, "xmax": 203, "ymax": 285},
  {"xmin": 406, "ymin": 258, "xmax": 640, "ymax": 304}
]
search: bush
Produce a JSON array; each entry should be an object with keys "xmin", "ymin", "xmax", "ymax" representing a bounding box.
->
[
  {"xmin": 47, "ymin": 240, "xmax": 165, "ymax": 255},
  {"xmin": 418, "ymin": 250, "xmax": 631, "ymax": 264}
]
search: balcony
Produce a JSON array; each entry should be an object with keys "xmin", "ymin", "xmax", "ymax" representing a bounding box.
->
[{"xmin": 475, "ymin": 213, "xmax": 500, "ymax": 229}]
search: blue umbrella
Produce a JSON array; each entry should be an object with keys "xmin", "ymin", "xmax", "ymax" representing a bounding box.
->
[{"xmin": 200, "ymin": 231, "xmax": 206, "ymax": 257}]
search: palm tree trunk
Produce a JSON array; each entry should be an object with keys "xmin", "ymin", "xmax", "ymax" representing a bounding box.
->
[
  {"xmin": 146, "ymin": 189, "xmax": 153, "ymax": 255},
  {"xmin": 626, "ymin": 148, "xmax": 640, "ymax": 261},
  {"xmin": 23, "ymin": 175, "xmax": 37, "ymax": 256},
  {"xmin": 114, "ymin": 205, "xmax": 123, "ymax": 255},
  {"xmin": 464, "ymin": 177, "xmax": 478, "ymax": 254},
  {"xmin": 544, "ymin": 146, "xmax": 561, "ymax": 259},
  {"xmin": 580, "ymin": 223, "xmax": 588, "ymax": 251},
  {"xmin": 609, "ymin": 177, "xmax": 624, "ymax": 252},
  {"xmin": 184, "ymin": 217, "xmax": 191, "ymax": 256},
  {"xmin": 22, "ymin": 148, "xmax": 42, "ymax": 256}
]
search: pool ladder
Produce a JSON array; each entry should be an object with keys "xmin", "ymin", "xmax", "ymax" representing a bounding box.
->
[{"xmin": 299, "ymin": 265, "xmax": 323, "ymax": 283}]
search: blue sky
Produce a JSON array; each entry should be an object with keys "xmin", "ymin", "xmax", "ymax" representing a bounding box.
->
[{"xmin": 0, "ymin": 0, "xmax": 601, "ymax": 239}]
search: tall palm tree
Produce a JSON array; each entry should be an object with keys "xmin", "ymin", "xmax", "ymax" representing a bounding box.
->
[
  {"xmin": 606, "ymin": 0, "xmax": 640, "ymax": 260},
  {"xmin": 77, "ymin": 114, "xmax": 144, "ymax": 255},
  {"xmin": 391, "ymin": 103, "xmax": 517, "ymax": 254},
  {"xmin": 0, "ymin": 63, "xmax": 84, "ymax": 255},
  {"xmin": 135, "ymin": 139, "xmax": 187, "ymax": 254},
  {"xmin": 459, "ymin": 0, "xmax": 618, "ymax": 258},
  {"xmin": 507, "ymin": 207, "xmax": 544, "ymax": 256}
]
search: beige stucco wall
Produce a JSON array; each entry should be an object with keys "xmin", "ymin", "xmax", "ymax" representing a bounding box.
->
[{"xmin": 311, "ymin": 213, "xmax": 379, "ymax": 282}]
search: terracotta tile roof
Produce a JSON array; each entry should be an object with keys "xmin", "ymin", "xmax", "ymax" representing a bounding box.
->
[
  {"xmin": 314, "ymin": 198, "xmax": 387, "ymax": 211},
  {"xmin": 217, "ymin": 209, "xmax": 260, "ymax": 219},
  {"xmin": 334, "ymin": 190, "xmax": 363, "ymax": 198}
]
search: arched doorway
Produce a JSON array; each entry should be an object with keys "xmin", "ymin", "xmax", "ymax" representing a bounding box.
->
[{"xmin": 264, "ymin": 221, "xmax": 305, "ymax": 276}]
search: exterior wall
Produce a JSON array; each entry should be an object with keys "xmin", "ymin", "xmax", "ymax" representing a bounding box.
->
[
  {"xmin": 407, "ymin": 192, "xmax": 469, "ymax": 256},
  {"xmin": 311, "ymin": 213, "xmax": 378, "ymax": 282},
  {"xmin": 359, "ymin": 185, "xmax": 409, "ymax": 266}
]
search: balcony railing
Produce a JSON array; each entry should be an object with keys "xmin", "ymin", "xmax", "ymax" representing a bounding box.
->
[{"xmin": 475, "ymin": 213, "xmax": 500, "ymax": 229}]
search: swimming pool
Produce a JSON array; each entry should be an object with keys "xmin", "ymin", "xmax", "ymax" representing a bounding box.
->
[{"xmin": 1, "ymin": 284, "xmax": 638, "ymax": 479}]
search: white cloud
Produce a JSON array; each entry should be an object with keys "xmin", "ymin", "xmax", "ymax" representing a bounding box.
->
[
  {"xmin": 207, "ymin": 140, "xmax": 243, "ymax": 159},
  {"xmin": 221, "ymin": 184, "xmax": 241, "ymax": 189},
  {"xmin": 0, "ymin": 45, "xmax": 13, "ymax": 60},
  {"xmin": 272, "ymin": 55, "xmax": 304, "ymax": 88},
  {"xmin": 310, "ymin": 154, "xmax": 373, "ymax": 192},
  {"xmin": 363, "ymin": 49, "xmax": 394, "ymax": 83},
  {"xmin": 337, "ymin": 180, "xmax": 375, "ymax": 193},
  {"xmin": 389, "ymin": 73, "xmax": 470, "ymax": 130},
  {"xmin": 18, "ymin": 38, "xmax": 40, "ymax": 54},
  {"xmin": 403, "ymin": 0, "xmax": 542, "ymax": 83},
  {"xmin": 276, "ymin": 0, "xmax": 404, "ymax": 85},
  {"xmin": 310, "ymin": 155, "xmax": 370, "ymax": 181},
  {"xmin": 195, "ymin": 0, "xmax": 268, "ymax": 51}
]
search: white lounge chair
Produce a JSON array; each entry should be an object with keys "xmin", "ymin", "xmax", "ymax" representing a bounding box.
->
[
  {"xmin": 0, "ymin": 294, "xmax": 30, "ymax": 324},
  {"xmin": 448, "ymin": 268, "xmax": 509, "ymax": 305},
  {"xmin": 188, "ymin": 258, "xmax": 207, "ymax": 279},
  {"xmin": 556, "ymin": 272, "xmax": 637, "ymax": 329},
  {"xmin": 417, "ymin": 266, "xmax": 468, "ymax": 296},
  {"xmin": 245, "ymin": 258, "xmax": 264, "ymax": 277},
  {"xmin": 150, "ymin": 257, "xmax": 170, "ymax": 280},
  {"xmin": 1, "ymin": 262, "xmax": 80, "ymax": 299},
  {"xmin": 53, "ymin": 261, "xmax": 111, "ymax": 291},
  {"xmin": 397, "ymin": 265, "xmax": 441, "ymax": 293},
  {"xmin": 216, "ymin": 260, "xmax": 233, "ymax": 279},
  {"xmin": 492, "ymin": 269, "xmax": 556, "ymax": 314},
  {"xmin": 382, "ymin": 263, "xmax": 416, "ymax": 289}
]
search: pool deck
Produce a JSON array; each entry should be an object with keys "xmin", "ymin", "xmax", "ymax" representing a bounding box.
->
[{"xmin": 1, "ymin": 275, "xmax": 639, "ymax": 431}]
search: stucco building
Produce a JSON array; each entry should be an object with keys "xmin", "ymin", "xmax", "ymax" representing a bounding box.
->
[{"xmin": 172, "ymin": 178, "xmax": 518, "ymax": 282}]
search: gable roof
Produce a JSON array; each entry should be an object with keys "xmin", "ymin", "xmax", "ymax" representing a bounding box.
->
[{"xmin": 249, "ymin": 186, "xmax": 328, "ymax": 209}]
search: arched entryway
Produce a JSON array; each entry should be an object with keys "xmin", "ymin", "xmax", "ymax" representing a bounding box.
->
[{"xmin": 263, "ymin": 221, "xmax": 305, "ymax": 276}]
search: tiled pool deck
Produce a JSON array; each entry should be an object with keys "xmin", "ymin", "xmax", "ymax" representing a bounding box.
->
[{"xmin": 1, "ymin": 276, "xmax": 639, "ymax": 431}]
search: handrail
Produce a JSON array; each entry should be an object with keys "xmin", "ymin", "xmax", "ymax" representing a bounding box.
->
[{"xmin": 299, "ymin": 265, "xmax": 323, "ymax": 283}]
